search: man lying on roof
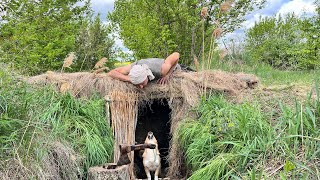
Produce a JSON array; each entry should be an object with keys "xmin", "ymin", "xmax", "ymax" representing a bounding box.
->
[{"xmin": 107, "ymin": 52, "xmax": 181, "ymax": 89}]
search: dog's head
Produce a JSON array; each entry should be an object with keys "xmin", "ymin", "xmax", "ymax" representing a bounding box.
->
[
  {"xmin": 147, "ymin": 131, "xmax": 154, "ymax": 140},
  {"xmin": 145, "ymin": 131, "xmax": 157, "ymax": 144}
]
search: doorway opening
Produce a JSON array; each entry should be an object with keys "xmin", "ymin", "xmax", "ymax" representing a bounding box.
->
[{"xmin": 134, "ymin": 99, "xmax": 171, "ymax": 179}]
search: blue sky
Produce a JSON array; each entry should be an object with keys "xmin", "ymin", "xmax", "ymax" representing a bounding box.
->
[{"xmin": 91, "ymin": 0, "xmax": 317, "ymax": 51}]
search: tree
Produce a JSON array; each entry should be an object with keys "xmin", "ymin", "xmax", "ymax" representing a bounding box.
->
[
  {"xmin": 0, "ymin": 0, "xmax": 90, "ymax": 74},
  {"xmin": 245, "ymin": 12, "xmax": 319, "ymax": 70},
  {"xmin": 0, "ymin": 0, "xmax": 116, "ymax": 75},
  {"xmin": 109, "ymin": 0, "xmax": 266, "ymax": 65},
  {"xmin": 74, "ymin": 14, "xmax": 116, "ymax": 71},
  {"xmin": 299, "ymin": 3, "xmax": 320, "ymax": 69}
]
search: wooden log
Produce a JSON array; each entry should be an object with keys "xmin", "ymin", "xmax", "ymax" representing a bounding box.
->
[{"xmin": 88, "ymin": 163, "xmax": 130, "ymax": 180}]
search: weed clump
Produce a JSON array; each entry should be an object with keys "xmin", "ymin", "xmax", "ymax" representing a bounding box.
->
[
  {"xmin": 177, "ymin": 91, "xmax": 320, "ymax": 179},
  {"xmin": 0, "ymin": 67, "xmax": 114, "ymax": 179}
]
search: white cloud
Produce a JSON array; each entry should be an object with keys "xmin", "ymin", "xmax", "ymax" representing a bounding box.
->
[
  {"xmin": 277, "ymin": 0, "xmax": 316, "ymax": 16},
  {"xmin": 264, "ymin": 0, "xmax": 285, "ymax": 11},
  {"xmin": 91, "ymin": 0, "xmax": 115, "ymax": 5},
  {"xmin": 115, "ymin": 38, "xmax": 124, "ymax": 48},
  {"xmin": 242, "ymin": 13, "xmax": 268, "ymax": 29},
  {"xmin": 225, "ymin": 0, "xmax": 317, "ymax": 41},
  {"xmin": 112, "ymin": 31, "xmax": 133, "ymax": 55}
]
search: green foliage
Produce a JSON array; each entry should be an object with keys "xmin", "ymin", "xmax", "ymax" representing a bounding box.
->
[
  {"xmin": 206, "ymin": 56, "xmax": 320, "ymax": 86},
  {"xmin": 0, "ymin": 0, "xmax": 116, "ymax": 75},
  {"xmin": 0, "ymin": 67, "xmax": 114, "ymax": 176},
  {"xmin": 75, "ymin": 14, "xmax": 116, "ymax": 71},
  {"xmin": 177, "ymin": 92, "xmax": 320, "ymax": 179},
  {"xmin": 177, "ymin": 95, "xmax": 273, "ymax": 179},
  {"xmin": 245, "ymin": 13, "xmax": 320, "ymax": 70},
  {"xmin": 109, "ymin": 0, "xmax": 266, "ymax": 65}
]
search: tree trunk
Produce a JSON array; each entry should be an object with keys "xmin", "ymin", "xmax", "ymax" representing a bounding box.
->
[{"xmin": 88, "ymin": 164, "xmax": 130, "ymax": 180}]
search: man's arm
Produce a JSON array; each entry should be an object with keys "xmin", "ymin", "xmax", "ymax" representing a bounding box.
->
[
  {"xmin": 158, "ymin": 52, "xmax": 180, "ymax": 84},
  {"xmin": 107, "ymin": 64, "xmax": 132, "ymax": 82},
  {"xmin": 161, "ymin": 52, "xmax": 180, "ymax": 76}
]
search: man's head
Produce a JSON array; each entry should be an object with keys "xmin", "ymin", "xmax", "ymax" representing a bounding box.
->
[{"xmin": 129, "ymin": 64, "xmax": 155, "ymax": 89}]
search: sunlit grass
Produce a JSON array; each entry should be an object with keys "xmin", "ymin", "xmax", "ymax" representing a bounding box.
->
[
  {"xmin": 204, "ymin": 58, "xmax": 320, "ymax": 86},
  {"xmin": 0, "ymin": 68, "xmax": 114, "ymax": 178},
  {"xmin": 178, "ymin": 91, "xmax": 320, "ymax": 179}
]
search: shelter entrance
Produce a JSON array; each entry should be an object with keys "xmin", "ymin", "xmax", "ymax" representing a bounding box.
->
[{"xmin": 134, "ymin": 99, "xmax": 171, "ymax": 179}]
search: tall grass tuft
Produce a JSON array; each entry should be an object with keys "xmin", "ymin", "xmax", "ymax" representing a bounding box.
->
[
  {"xmin": 177, "ymin": 90, "xmax": 320, "ymax": 179},
  {"xmin": 0, "ymin": 67, "xmax": 113, "ymax": 178}
]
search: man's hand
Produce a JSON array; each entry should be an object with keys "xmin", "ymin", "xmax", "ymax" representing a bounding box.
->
[{"xmin": 157, "ymin": 73, "xmax": 173, "ymax": 85}]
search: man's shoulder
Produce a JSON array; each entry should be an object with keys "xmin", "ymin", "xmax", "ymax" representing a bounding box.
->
[
  {"xmin": 139, "ymin": 58, "xmax": 164, "ymax": 61},
  {"xmin": 136, "ymin": 58, "xmax": 164, "ymax": 65}
]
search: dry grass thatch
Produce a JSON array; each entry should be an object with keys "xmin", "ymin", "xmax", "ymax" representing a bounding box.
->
[
  {"xmin": 0, "ymin": 141, "xmax": 80, "ymax": 180},
  {"xmin": 42, "ymin": 141, "xmax": 81, "ymax": 180},
  {"xmin": 27, "ymin": 70, "xmax": 259, "ymax": 178}
]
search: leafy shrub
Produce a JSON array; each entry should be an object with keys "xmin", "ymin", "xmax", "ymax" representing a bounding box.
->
[{"xmin": 245, "ymin": 13, "xmax": 319, "ymax": 70}]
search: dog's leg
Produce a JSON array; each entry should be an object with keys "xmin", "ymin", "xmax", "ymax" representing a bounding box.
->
[
  {"xmin": 144, "ymin": 167, "xmax": 151, "ymax": 180},
  {"xmin": 154, "ymin": 166, "xmax": 160, "ymax": 180}
]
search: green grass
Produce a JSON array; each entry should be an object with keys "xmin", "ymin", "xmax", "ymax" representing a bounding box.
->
[
  {"xmin": 177, "ymin": 92, "xmax": 320, "ymax": 179},
  {"xmin": 0, "ymin": 67, "xmax": 114, "ymax": 178},
  {"xmin": 201, "ymin": 58, "xmax": 320, "ymax": 86},
  {"xmin": 1, "ymin": 60, "xmax": 319, "ymax": 179}
]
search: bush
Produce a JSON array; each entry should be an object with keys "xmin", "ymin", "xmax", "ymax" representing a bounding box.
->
[{"xmin": 245, "ymin": 13, "xmax": 320, "ymax": 70}]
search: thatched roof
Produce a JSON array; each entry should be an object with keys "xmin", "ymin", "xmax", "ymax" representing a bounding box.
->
[{"xmin": 28, "ymin": 70, "xmax": 258, "ymax": 104}]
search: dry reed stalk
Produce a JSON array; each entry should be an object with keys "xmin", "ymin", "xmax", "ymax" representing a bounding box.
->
[
  {"xmin": 219, "ymin": 49, "xmax": 227, "ymax": 61},
  {"xmin": 220, "ymin": 0, "xmax": 233, "ymax": 13},
  {"xmin": 193, "ymin": 55, "xmax": 199, "ymax": 72},
  {"xmin": 201, "ymin": 18, "xmax": 205, "ymax": 72},
  {"xmin": 201, "ymin": 7, "xmax": 206, "ymax": 94},
  {"xmin": 94, "ymin": 57, "xmax": 108, "ymax": 69},
  {"xmin": 213, "ymin": 27, "xmax": 223, "ymax": 39},
  {"xmin": 62, "ymin": 52, "xmax": 75, "ymax": 68},
  {"xmin": 207, "ymin": 27, "xmax": 223, "ymax": 70},
  {"xmin": 181, "ymin": 79, "xmax": 200, "ymax": 107},
  {"xmin": 201, "ymin": 7, "xmax": 208, "ymax": 18},
  {"xmin": 206, "ymin": 30, "xmax": 216, "ymax": 70}
]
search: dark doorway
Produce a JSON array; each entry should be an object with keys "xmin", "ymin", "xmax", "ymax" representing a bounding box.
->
[{"xmin": 134, "ymin": 99, "xmax": 171, "ymax": 179}]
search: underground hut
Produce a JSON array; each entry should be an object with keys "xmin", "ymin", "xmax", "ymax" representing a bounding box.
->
[{"xmin": 28, "ymin": 70, "xmax": 258, "ymax": 179}]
